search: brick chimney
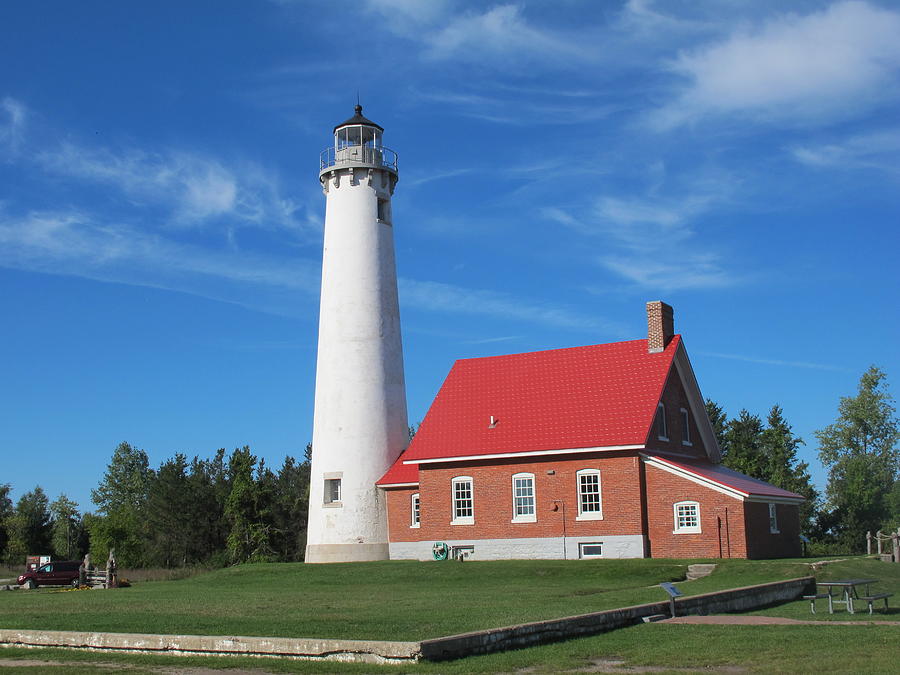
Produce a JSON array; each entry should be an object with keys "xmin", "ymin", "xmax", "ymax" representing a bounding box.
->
[{"xmin": 647, "ymin": 301, "xmax": 674, "ymax": 353}]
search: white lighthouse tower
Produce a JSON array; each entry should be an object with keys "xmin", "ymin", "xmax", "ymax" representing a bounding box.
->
[{"xmin": 305, "ymin": 106, "xmax": 409, "ymax": 563}]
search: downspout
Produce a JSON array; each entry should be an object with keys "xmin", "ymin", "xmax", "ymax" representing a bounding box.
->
[{"xmin": 725, "ymin": 507, "xmax": 732, "ymax": 558}]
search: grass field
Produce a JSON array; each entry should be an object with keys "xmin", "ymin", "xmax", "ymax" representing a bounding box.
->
[
  {"xmin": 1, "ymin": 556, "xmax": 897, "ymax": 673},
  {"xmin": 0, "ymin": 557, "xmax": 816, "ymax": 640}
]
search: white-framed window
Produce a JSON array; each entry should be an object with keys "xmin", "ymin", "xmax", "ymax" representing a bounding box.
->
[
  {"xmin": 673, "ymin": 501, "xmax": 700, "ymax": 533},
  {"xmin": 511, "ymin": 473, "xmax": 536, "ymax": 522},
  {"xmin": 657, "ymin": 402, "xmax": 669, "ymax": 441},
  {"xmin": 578, "ymin": 542, "xmax": 603, "ymax": 559},
  {"xmin": 768, "ymin": 503, "xmax": 779, "ymax": 534},
  {"xmin": 411, "ymin": 493, "xmax": 420, "ymax": 528},
  {"xmin": 680, "ymin": 407, "xmax": 692, "ymax": 446},
  {"xmin": 324, "ymin": 478, "xmax": 342, "ymax": 505},
  {"xmin": 576, "ymin": 469, "xmax": 603, "ymax": 520},
  {"xmin": 451, "ymin": 476, "xmax": 474, "ymax": 524}
]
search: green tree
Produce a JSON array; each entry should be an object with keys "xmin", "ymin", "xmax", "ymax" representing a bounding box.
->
[
  {"xmin": 760, "ymin": 405, "xmax": 818, "ymax": 533},
  {"xmin": 704, "ymin": 399, "xmax": 728, "ymax": 455},
  {"xmin": 89, "ymin": 442, "xmax": 152, "ymax": 566},
  {"xmin": 816, "ymin": 366, "xmax": 899, "ymax": 551},
  {"xmin": 0, "ymin": 484, "xmax": 14, "ymax": 563},
  {"xmin": 224, "ymin": 446, "xmax": 273, "ymax": 563},
  {"xmin": 268, "ymin": 455, "xmax": 311, "ymax": 561},
  {"xmin": 49, "ymin": 494, "xmax": 82, "ymax": 560},
  {"xmin": 185, "ymin": 450, "xmax": 229, "ymax": 564},
  {"xmin": 722, "ymin": 410, "xmax": 765, "ymax": 478},
  {"xmin": 147, "ymin": 454, "xmax": 192, "ymax": 567},
  {"xmin": 6, "ymin": 487, "xmax": 51, "ymax": 562}
]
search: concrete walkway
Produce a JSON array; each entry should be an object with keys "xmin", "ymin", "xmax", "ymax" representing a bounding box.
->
[{"xmin": 662, "ymin": 615, "xmax": 899, "ymax": 626}]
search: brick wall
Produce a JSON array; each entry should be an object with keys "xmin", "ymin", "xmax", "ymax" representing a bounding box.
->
[
  {"xmin": 385, "ymin": 486, "xmax": 420, "ymax": 543},
  {"xmin": 387, "ymin": 452, "xmax": 646, "ymax": 545},
  {"xmin": 644, "ymin": 462, "xmax": 748, "ymax": 558},
  {"xmin": 743, "ymin": 501, "xmax": 803, "ymax": 559}
]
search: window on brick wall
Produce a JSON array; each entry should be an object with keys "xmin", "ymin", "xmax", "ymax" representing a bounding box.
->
[
  {"xmin": 673, "ymin": 501, "xmax": 700, "ymax": 533},
  {"xmin": 657, "ymin": 402, "xmax": 669, "ymax": 441},
  {"xmin": 768, "ymin": 503, "xmax": 779, "ymax": 534},
  {"xmin": 511, "ymin": 473, "xmax": 536, "ymax": 522},
  {"xmin": 411, "ymin": 493, "xmax": 420, "ymax": 528},
  {"xmin": 680, "ymin": 407, "xmax": 692, "ymax": 446},
  {"xmin": 451, "ymin": 477, "xmax": 474, "ymax": 524},
  {"xmin": 576, "ymin": 469, "xmax": 603, "ymax": 520}
]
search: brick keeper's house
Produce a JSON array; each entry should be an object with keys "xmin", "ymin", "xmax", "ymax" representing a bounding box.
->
[{"xmin": 377, "ymin": 302, "xmax": 804, "ymax": 561}]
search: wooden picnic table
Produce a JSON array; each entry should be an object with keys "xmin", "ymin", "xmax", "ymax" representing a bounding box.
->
[{"xmin": 816, "ymin": 579, "xmax": 878, "ymax": 614}]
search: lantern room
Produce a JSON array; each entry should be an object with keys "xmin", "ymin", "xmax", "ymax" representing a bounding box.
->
[{"xmin": 320, "ymin": 105, "xmax": 398, "ymax": 177}]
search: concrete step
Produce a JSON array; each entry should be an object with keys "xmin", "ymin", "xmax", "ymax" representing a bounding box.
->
[{"xmin": 686, "ymin": 563, "xmax": 717, "ymax": 580}]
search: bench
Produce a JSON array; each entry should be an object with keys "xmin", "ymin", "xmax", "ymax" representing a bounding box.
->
[
  {"xmin": 803, "ymin": 593, "xmax": 833, "ymax": 614},
  {"xmin": 859, "ymin": 592, "xmax": 892, "ymax": 615}
]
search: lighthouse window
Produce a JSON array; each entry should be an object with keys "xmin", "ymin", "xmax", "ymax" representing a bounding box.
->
[
  {"xmin": 324, "ymin": 478, "xmax": 342, "ymax": 505},
  {"xmin": 377, "ymin": 198, "xmax": 390, "ymax": 224}
]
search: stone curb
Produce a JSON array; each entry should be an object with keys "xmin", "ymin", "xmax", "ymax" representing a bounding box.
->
[
  {"xmin": 0, "ymin": 629, "xmax": 421, "ymax": 664},
  {"xmin": 0, "ymin": 576, "xmax": 815, "ymax": 664}
]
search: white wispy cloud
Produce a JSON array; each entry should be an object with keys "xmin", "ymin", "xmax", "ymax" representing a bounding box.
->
[
  {"xmin": 543, "ymin": 178, "xmax": 735, "ymax": 291},
  {"xmin": 0, "ymin": 208, "xmax": 319, "ymax": 291},
  {"xmin": 424, "ymin": 4, "xmax": 583, "ymax": 63},
  {"xmin": 36, "ymin": 142, "xmax": 304, "ymax": 230},
  {"xmin": 790, "ymin": 128, "xmax": 900, "ymax": 175},
  {"xmin": 698, "ymin": 351, "xmax": 850, "ymax": 372},
  {"xmin": 0, "ymin": 97, "xmax": 26, "ymax": 155},
  {"xmin": 399, "ymin": 278, "xmax": 626, "ymax": 335},
  {"xmin": 650, "ymin": 1, "xmax": 900, "ymax": 129}
]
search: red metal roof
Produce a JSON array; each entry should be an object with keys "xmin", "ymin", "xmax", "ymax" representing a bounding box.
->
[
  {"xmin": 377, "ymin": 456, "xmax": 419, "ymax": 486},
  {"xmin": 397, "ymin": 336, "xmax": 680, "ymax": 464},
  {"xmin": 644, "ymin": 452, "xmax": 805, "ymax": 500}
]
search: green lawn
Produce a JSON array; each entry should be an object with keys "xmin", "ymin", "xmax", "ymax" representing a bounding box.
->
[
  {"xmin": 0, "ymin": 623, "xmax": 897, "ymax": 674},
  {"xmin": 747, "ymin": 555, "xmax": 900, "ymax": 621},
  {"xmin": 0, "ymin": 557, "xmax": 808, "ymax": 641},
  {"xmin": 1, "ymin": 557, "xmax": 898, "ymax": 673}
]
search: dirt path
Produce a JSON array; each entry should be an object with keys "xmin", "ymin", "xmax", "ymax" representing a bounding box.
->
[
  {"xmin": 662, "ymin": 615, "xmax": 899, "ymax": 626},
  {"xmin": 0, "ymin": 658, "xmax": 278, "ymax": 674}
]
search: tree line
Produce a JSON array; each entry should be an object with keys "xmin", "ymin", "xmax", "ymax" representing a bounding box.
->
[
  {"xmin": 707, "ymin": 365, "xmax": 899, "ymax": 552},
  {"xmin": 1, "ymin": 367, "xmax": 897, "ymax": 567},
  {"xmin": 2, "ymin": 445, "xmax": 310, "ymax": 568}
]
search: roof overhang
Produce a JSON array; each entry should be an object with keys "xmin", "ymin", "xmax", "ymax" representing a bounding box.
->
[
  {"xmin": 406, "ymin": 444, "xmax": 645, "ymax": 466},
  {"xmin": 642, "ymin": 454, "xmax": 805, "ymax": 504}
]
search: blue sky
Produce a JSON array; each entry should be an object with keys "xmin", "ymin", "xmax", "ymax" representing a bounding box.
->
[{"xmin": 2, "ymin": 0, "xmax": 898, "ymax": 512}]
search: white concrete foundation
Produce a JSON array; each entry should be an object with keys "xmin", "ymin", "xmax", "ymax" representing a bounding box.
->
[{"xmin": 389, "ymin": 535, "xmax": 647, "ymax": 561}]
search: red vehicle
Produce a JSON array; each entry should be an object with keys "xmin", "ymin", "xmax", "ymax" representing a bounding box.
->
[{"xmin": 17, "ymin": 561, "xmax": 81, "ymax": 589}]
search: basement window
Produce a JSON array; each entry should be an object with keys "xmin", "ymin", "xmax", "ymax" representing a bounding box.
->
[{"xmin": 578, "ymin": 542, "xmax": 603, "ymax": 559}]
